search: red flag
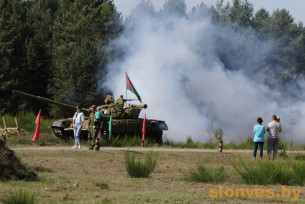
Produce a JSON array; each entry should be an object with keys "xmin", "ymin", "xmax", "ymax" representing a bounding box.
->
[
  {"xmin": 126, "ymin": 72, "xmax": 142, "ymax": 103},
  {"xmin": 142, "ymin": 113, "xmax": 146, "ymax": 141},
  {"xmin": 32, "ymin": 109, "xmax": 41, "ymax": 141}
]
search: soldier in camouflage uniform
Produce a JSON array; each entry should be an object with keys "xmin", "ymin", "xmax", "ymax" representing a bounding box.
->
[{"xmin": 87, "ymin": 105, "xmax": 101, "ymax": 150}]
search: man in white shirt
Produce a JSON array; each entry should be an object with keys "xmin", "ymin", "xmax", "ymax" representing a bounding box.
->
[
  {"xmin": 266, "ymin": 115, "xmax": 282, "ymax": 160},
  {"xmin": 72, "ymin": 106, "xmax": 85, "ymax": 149}
]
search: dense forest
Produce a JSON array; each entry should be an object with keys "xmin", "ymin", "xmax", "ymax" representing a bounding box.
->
[{"xmin": 1, "ymin": 0, "xmax": 305, "ymax": 117}]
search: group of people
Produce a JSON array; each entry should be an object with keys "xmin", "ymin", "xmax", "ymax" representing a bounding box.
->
[
  {"xmin": 71, "ymin": 105, "xmax": 103, "ymax": 150},
  {"xmin": 71, "ymin": 104, "xmax": 282, "ymax": 158},
  {"xmin": 253, "ymin": 115, "xmax": 282, "ymax": 160}
]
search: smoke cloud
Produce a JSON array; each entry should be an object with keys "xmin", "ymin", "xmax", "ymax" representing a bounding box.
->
[{"xmin": 100, "ymin": 1, "xmax": 304, "ymax": 144}]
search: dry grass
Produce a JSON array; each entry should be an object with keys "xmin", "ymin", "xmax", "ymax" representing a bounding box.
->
[{"xmin": 0, "ymin": 149, "xmax": 305, "ymax": 203}]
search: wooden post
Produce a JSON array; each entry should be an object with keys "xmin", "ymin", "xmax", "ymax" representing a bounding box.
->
[
  {"xmin": 2, "ymin": 117, "xmax": 8, "ymax": 134},
  {"xmin": 14, "ymin": 117, "xmax": 21, "ymax": 137}
]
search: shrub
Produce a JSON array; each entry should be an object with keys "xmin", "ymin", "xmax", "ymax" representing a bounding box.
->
[
  {"xmin": 201, "ymin": 138, "xmax": 218, "ymax": 149},
  {"xmin": 185, "ymin": 165, "xmax": 226, "ymax": 183},
  {"xmin": 233, "ymin": 157, "xmax": 292, "ymax": 185},
  {"xmin": 236, "ymin": 137, "xmax": 253, "ymax": 150},
  {"xmin": 224, "ymin": 139, "xmax": 237, "ymax": 149},
  {"xmin": 290, "ymin": 161, "xmax": 305, "ymax": 186},
  {"xmin": 125, "ymin": 151, "xmax": 157, "ymax": 178},
  {"xmin": 279, "ymin": 147, "xmax": 288, "ymax": 158},
  {"xmin": 0, "ymin": 146, "xmax": 37, "ymax": 181},
  {"xmin": 214, "ymin": 129, "xmax": 223, "ymax": 142},
  {"xmin": 0, "ymin": 189, "xmax": 38, "ymax": 204},
  {"xmin": 295, "ymin": 154, "xmax": 305, "ymax": 161},
  {"xmin": 163, "ymin": 137, "xmax": 217, "ymax": 149}
]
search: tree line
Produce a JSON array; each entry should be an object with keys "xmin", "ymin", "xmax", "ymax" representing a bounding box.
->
[
  {"xmin": 0, "ymin": 0, "xmax": 122, "ymax": 117},
  {"xmin": 1, "ymin": 0, "xmax": 304, "ymax": 117}
]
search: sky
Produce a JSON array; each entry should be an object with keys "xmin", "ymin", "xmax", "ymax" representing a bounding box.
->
[
  {"xmin": 100, "ymin": 0, "xmax": 305, "ymax": 144},
  {"xmin": 113, "ymin": 0, "xmax": 305, "ymax": 23}
]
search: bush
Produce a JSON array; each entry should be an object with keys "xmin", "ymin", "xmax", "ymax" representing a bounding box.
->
[
  {"xmin": 290, "ymin": 161, "xmax": 305, "ymax": 186},
  {"xmin": 214, "ymin": 129, "xmax": 223, "ymax": 142},
  {"xmin": 125, "ymin": 151, "xmax": 157, "ymax": 178},
  {"xmin": 233, "ymin": 157, "xmax": 292, "ymax": 185},
  {"xmin": 295, "ymin": 154, "xmax": 305, "ymax": 161},
  {"xmin": 185, "ymin": 165, "xmax": 226, "ymax": 183},
  {"xmin": 236, "ymin": 137, "xmax": 253, "ymax": 150},
  {"xmin": 224, "ymin": 139, "xmax": 237, "ymax": 149},
  {"xmin": 163, "ymin": 137, "xmax": 217, "ymax": 149},
  {"xmin": 0, "ymin": 189, "xmax": 38, "ymax": 204},
  {"xmin": 279, "ymin": 147, "xmax": 288, "ymax": 158},
  {"xmin": 0, "ymin": 145, "xmax": 37, "ymax": 181}
]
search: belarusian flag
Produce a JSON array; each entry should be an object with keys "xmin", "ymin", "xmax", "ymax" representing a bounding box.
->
[{"xmin": 126, "ymin": 72, "xmax": 142, "ymax": 103}]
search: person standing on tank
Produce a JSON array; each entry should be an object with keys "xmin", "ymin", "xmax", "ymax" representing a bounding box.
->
[
  {"xmin": 72, "ymin": 106, "xmax": 84, "ymax": 149},
  {"xmin": 266, "ymin": 115, "xmax": 282, "ymax": 160},
  {"xmin": 253, "ymin": 117, "xmax": 265, "ymax": 160}
]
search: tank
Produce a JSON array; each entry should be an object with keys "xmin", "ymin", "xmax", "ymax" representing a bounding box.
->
[{"xmin": 12, "ymin": 90, "xmax": 168, "ymax": 143}]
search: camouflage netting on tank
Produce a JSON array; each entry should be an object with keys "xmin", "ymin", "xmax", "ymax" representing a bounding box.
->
[{"xmin": 0, "ymin": 137, "xmax": 37, "ymax": 181}]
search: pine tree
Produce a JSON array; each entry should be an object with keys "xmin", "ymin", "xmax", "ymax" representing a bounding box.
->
[
  {"xmin": 0, "ymin": 0, "xmax": 27, "ymax": 114},
  {"xmin": 49, "ymin": 0, "xmax": 122, "ymax": 115}
]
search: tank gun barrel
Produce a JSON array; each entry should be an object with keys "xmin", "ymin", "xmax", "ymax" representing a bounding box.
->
[
  {"xmin": 12, "ymin": 90, "xmax": 89, "ymax": 114},
  {"xmin": 130, "ymin": 104, "xmax": 147, "ymax": 109}
]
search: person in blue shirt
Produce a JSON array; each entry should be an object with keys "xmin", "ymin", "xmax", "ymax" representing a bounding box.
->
[{"xmin": 253, "ymin": 117, "xmax": 266, "ymax": 160}]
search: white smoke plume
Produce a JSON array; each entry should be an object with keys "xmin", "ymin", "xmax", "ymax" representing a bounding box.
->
[{"xmin": 101, "ymin": 1, "xmax": 304, "ymax": 144}]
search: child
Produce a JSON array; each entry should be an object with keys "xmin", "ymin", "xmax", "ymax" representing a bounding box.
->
[
  {"xmin": 95, "ymin": 106, "xmax": 102, "ymax": 120},
  {"xmin": 253, "ymin": 117, "xmax": 266, "ymax": 160}
]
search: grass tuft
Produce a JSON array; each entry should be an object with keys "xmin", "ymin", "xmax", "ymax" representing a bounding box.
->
[
  {"xmin": 124, "ymin": 151, "xmax": 157, "ymax": 178},
  {"xmin": 233, "ymin": 157, "xmax": 292, "ymax": 185},
  {"xmin": 96, "ymin": 182, "xmax": 109, "ymax": 189},
  {"xmin": 279, "ymin": 147, "xmax": 288, "ymax": 158},
  {"xmin": 0, "ymin": 189, "xmax": 38, "ymax": 204},
  {"xmin": 185, "ymin": 164, "xmax": 226, "ymax": 183},
  {"xmin": 295, "ymin": 154, "xmax": 305, "ymax": 161},
  {"xmin": 100, "ymin": 135, "xmax": 156, "ymax": 147},
  {"xmin": 290, "ymin": 161, "xmax": 305, "ymax": 186},
  {"xmin": 164, "ymin": 137, "xmax": 218, "ymax": 149},
  {"xmin": 32, "ymin": 166, "xmax": 53, "ymax": 173}
]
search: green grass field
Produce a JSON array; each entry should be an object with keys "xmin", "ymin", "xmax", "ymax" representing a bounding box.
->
[
  {"xmin": 1, "ymin": 146, "xmax": 305, "ymax": 203},
  {"xmin": 1, "ymin": 112, "xmax": 305, "ymax": 203}
]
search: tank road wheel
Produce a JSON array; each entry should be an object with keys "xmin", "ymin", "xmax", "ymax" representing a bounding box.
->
[{"xmin": 52, "ymin": 128, "xmax": 65, "ymax": 140}]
